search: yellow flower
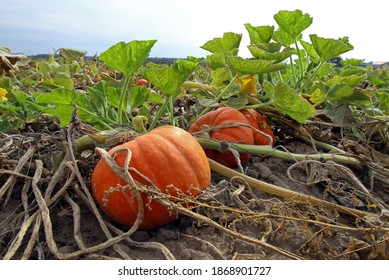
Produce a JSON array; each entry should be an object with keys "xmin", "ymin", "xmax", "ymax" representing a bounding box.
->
[
  {"xmin": 237, "ymin": 74, "xmax": 257, "ymax": 95},
  {"xmin": 0, "ymin": 87, "xmax": 8, "ymax": 101}
]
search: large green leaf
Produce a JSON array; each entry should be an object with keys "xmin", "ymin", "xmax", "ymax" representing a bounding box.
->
[
  {"xmin": 248, "ymin": 44, "xmax": 295, "ymax": 63},
  {"xmin": 310, "ymin": 35, "xmax": 354, "ymax": 61},
  {"xmin": 200, "ymin": 32, "xmax": 242, "ymax": 54},
  {"xmin": 35, "ymin": 88, "xmax": 77, "ymax": 104},
  {"xmin": 326, "ymin": 74, "xmax": 367, "ymax": 88},
  {"xmin": 228, "ymin": 57, "xmax": 286, "ymax": 75},
  {"xmin": 100, "ymin": 40, "xmax": 157, "ymax": 77},
  {"xmin": 264, "ymin": 81, "xmax": 316, "ymax": 123},
  {"xmin": 273, "ymin": 10, "xmax": 313, "ymax": 39},
  {"xmin": 204, "ymin": 52, "xmax": 228, "ymax": 69},
  {"xmin": 272, "ymin": 27, "xmax": 298, "ymax": 47},
  {"xmin": 244, "ymin": 24, "xmax": 274, "ymax": 44},
  {"xmin": 34, "ymin": 88, "xmax": 108, "ymax": 127},
  {"xmin": 144, "ymin": 59, "xmax": 198, "ymax": 97}
]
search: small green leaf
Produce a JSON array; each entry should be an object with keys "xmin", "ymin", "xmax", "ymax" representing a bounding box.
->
[
  {"xmin": 326, "ymin": 82, "xmax": 355, "ymax": 100},
  {"xmin": 225, "ymin": 97, "xmax": 248, "ymax": 110},
  {"xmin": 130, "ymin": 86, "xmax": 150, "ymax": 108},
  {"xmin": 326, "ymin": 74, "xmax": 367, "ymax": 88},
  {"xmin": 38, "ymin": 62, "xmax": 51, "ymax": 75},
  {"xmin": 200, "ymin": 32, "xmax": 242, "ymax": 54},
  {"xmin": 199, "ymin": 98, "xmax": 219, "ymax": 108},
  {"xmin": 53, "ymin": 73, "xmax": 74, "ymax": 88},
  {"xmin": 342, "ymin": 58, "xmax": 365, "ymax": 67},
  {"xmin": 53, "ymin": 64, "xmax": 70, "ymax": 74},
  {"xmin": 100, "ymin": 40, "xmax": 157, "ymax": 77},
  {"xmin": 12, "ymin": 91, "xmax": 29, "ymax": 104},
  {"xmin": 57, "ymin": 48, "xmax": 87, "ymax": 60},
  {"xmin": 149, "ymin": 92, "xmax": 164, "ymax": 105},
  {"xmin": 310, "ymin": 35, "xmax": 354, "ymax": 61},
  {"xmin": 210, "ymin": 68, "xmax": 231, "ymax": 89},
  {"xmin": 300, "ymin": 39, "xmax": 318, "ymax": 59},
  {"xmin": 144, "ymin": 59, "xmax": 198, "ymax": 97},
  {"xmin": 244, "ymin": 24, "xmax": 274, "ymax": 44},
  {"xmin": 377, "ymin": 91, "xmax": 389, "ymax": 112},
  {"xmin": 273, "ymin": 10, "xmax": 313, "ymax": 39},
  {"xmin": 228, "ymin": 57, "xmax": 286, "ymax": 75}
]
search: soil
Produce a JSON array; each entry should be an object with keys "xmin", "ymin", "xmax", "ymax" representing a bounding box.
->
[{"xmin": 1, "ymin": 117, "xmax": 389, "ymax": 260}]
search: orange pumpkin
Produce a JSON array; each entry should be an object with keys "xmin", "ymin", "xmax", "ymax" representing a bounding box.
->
[
  {"xmin": 240, "ymin": 109, "xmax": 275, "ymax": 146},
  {"xmin": 188, "ymin": 107, "xmax": 254, "ymax": 168},
  {"xmin": 91, "ymin": 125, "xmax": 211, "ymax": 230}
]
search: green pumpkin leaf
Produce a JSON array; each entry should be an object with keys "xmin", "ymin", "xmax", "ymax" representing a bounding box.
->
[
  {"xmin": 130, "ymin": 86, "xmax": 150, "ymax": 108},
  {"xmin": 205, "ymin": 52, "xmax": 228, "ymax": 69},
  {"xmin": 144, "ymin": 59, "xmax": 198, "ymax": 97},
  {"xmin": 53, "ymin": 73, "xmax": 74, "ymax": 88},
  {"xmin": 264, "ymin": 80, "xmax": 315, "ymax": 123},
  {"xmin": 32, "ymin": 103, "xmax": 73, "ymax": 126},
  {"xmin": 199, "ymin": 98, "xmax": 220, "ymax": 108},
  {"xmin": 35, "ymin": 88, "xmax": 76, "ymax": 104},
  {"xmin": 273, "ymin": 10, "xmax": 313, "ymax": 39},
  {"xmin": 200, "ymin": 32, "xmax": 242, "ymax": 54},
  {"xmin": 57, "ymin": 48, "xmax": 87, "ymax": 61},
  {"xmin": 38, "ymin": 61, "xmax": 51, "ymax": 75},
  {"xmin": 300, "ymin": 39, "xmax": 318, "ymax": 59},
  {"xmin": 310, "ymin": 35, "xmax": 354, "ymax": 61},
  {"xmin": 326, "ymin": 82, "xmax": 355, "ymax": 100},
  {"xmin": 377, "ymin": 91, "xmax": 389, "ymax": 112},
  {"xmin": 228, "ymin": 57, "xmax": 286, "ymax": 75},
  {"xmin": 100, "ymin": 40, "xmax": 157, "ymax": 77},
  {"xmin": 244, "ymin": 24, "xmax": 274, "ymax": 44},
  {"xmin": 248, "ymin": 44, "xmax": 295, "ymax": 63},
  {"xmin": 149, "ymin": 91, "xmax": 164, "ymax": 105},
  {"xmin": 273, "ymin": 27, "xmax": 299, "ymax": 47},
  {"xmin": 225, "ymin": 97, "xmax": 248, "ymax": 110},
  {"xmin": 326, "ymin": 74, "xmax": 367, "ymax": 88},
  {"xmin": 342, "ymin": 58, "xmax": 365, "ymax": 67}
]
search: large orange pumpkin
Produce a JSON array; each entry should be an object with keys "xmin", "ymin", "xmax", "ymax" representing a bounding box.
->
[
  {"xmin": 240, "ymin": 109, "xmax": 275, "ymax": 146},
  {"xmin": 91, "ymin": 125, "xmax": 211, "ymax": 230},
  {"xmin": 188, "ymin": 107, "xmax": 254, "ymax": 168}
]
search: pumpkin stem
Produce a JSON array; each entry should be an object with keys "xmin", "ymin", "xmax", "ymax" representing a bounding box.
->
[{"xmin": 133, "ymin": 115, "xmax": 148, "ymax": 134}]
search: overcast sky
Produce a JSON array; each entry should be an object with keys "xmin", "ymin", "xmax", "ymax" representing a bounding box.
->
[{"xmin": 1, "ymin": 0, "xmax": 388, "ymax": 62}]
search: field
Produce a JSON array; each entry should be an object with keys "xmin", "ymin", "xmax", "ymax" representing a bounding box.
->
[{"xmin": 1, "ymin": 10, "xmax": 389, "ymax": 260}]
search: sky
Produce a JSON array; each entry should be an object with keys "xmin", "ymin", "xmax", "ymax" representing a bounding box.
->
[{"xmin": 1, "ymin": 0, "xmax": 388, "ymax": 62}]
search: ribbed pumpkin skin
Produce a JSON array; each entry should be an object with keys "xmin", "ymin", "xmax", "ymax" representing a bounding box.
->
[
  {"xmin": 240, "ymin": 109, "xmax": 275, "ymax": 146},
  {"xmin": 91, "ymin": 126, "xmax": 211, "ymax": 230},
  {"xmin": 188, "ymin": 107, "xmax": 254, "ymax": 168}
]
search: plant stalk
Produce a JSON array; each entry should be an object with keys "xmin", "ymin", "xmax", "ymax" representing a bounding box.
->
[
  {"xmin": 117, "ymin": 76, "xmax": 131, "ymax": 124},
  {"xmin": 195, "ymin": 137, "xmax": 363, "ymax": 168}
]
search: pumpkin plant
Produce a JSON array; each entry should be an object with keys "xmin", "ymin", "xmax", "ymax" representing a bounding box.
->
[{"xmin": 91, "ymin": 125, "xmax": 211, "ymax": 230}]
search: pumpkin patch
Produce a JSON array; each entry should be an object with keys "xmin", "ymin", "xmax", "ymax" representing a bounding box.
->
[{"xmin": 91, "ymin": 125, "xmax": 211, "ymax": 230}]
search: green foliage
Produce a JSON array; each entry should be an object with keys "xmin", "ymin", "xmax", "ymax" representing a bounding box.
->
[
  {"xmin": 0, "ymin": 8, "xmax": 387, "ymax": 149},
  {"xmin": 99, "ymin": 40, "xmax": 156, "ymax": 77}
]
